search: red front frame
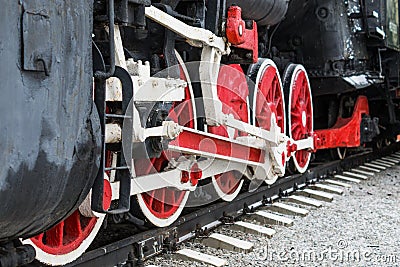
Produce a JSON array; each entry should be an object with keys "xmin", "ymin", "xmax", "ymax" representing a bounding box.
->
[{"xmin": 314, "ymin": 96, "xmax": 369, "ymax": 150}]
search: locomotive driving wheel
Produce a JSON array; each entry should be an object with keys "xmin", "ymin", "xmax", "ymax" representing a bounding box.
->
[
  {"xmin": 283, "ymin": 64, "xmax": 313, "ymax": 173},
  {"xmin": 24, "ymin": 151, "xmax": 114, "ymax": 266},
  {"xmin": 207, "ymin": 64, "xmax": 249, "ymax": 201},
  {"xmin": 249, "ymin": 59, "xmax": 286, "ymax": 184},
  {"xmin": 133, "ymin": 51, "xmax": 197, "ymax": 227}
]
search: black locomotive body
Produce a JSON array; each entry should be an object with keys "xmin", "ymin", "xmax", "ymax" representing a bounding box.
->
[
  {"xmin": 0, "ymin": 1, "xmax": 99, "ymax": 240},
  {"xmin": 273, "ymin": 0, "xmax": 400, "ymax": 133},
  {"xmin": 274, "ymin": 0, "xmax": 398, "ymax": 86}
]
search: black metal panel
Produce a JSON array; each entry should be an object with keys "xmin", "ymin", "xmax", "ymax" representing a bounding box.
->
[
  {"xmin": 273, "ymin": 0, "xmax": 368, "ymax": 79},
  {"xmin": 205, "ymin": 0, "xmax": 221, "ymax": 34},
  {"xmin": 226, "ymin": 0, "xmax": 288, "ymax": 26},
  {"xmin": 0, "ymin": 1, "xmax": 100, "ymax": 241},
  {"xmin": 22, "ymin": 2, "xmax": 52, "ymax": 75},
  {"xmin": 383, "ymin": 0, "xmax": 400, "ymax": 50}
]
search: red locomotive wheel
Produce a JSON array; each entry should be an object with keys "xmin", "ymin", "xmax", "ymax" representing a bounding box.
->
[
  {"xmin": 283, "ymin": 64, "xmax": 313, "ymax": 173},
  {"xmin": 24, "ymin": 152, "xmax": 114, "ymax": 265},
  {"xmin": 249, "ymin": 59, "xmax": 286, "ymax": 183},
  {"xmin": 252, "ymin": 60, "xmax": 285, "ymax": 134},
  {"xmin": 135, "ymin": 154, "xmax": 190, "ymax": 224},
  {"xmin": 208, "ymin": 64, "xmax": 249, "ymax": 201},
  {"xmin": 134, "ymin": 51, "xmax": 196, "ymax": 226}
]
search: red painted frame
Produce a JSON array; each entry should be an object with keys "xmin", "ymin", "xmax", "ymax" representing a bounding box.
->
[
  {"xmin": 225, "ymin": 6, "xmax": 258, "ymax": 63},
  {"xmin": 170, "ymin": 130, "xmax": 265, "ymax": 164},
  {"xmin": 314, "ymin": 96, "xmax": 370, "ymax": 150}
]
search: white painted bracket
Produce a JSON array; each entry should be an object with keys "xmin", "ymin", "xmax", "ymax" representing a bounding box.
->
[
  {"xmin": 293, "ymin": 136, "xmax": 314, "ymax": 151},
  {"xmin": 133, "ymin": 76, "xmax": 186, "ymax": 102},
  {"xmin": 144, "ymin": 6, "xmax": 227, "ymax": 53}
]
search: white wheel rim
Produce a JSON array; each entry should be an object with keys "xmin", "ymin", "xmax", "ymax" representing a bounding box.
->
[
  {"xmin": 252, "ymin": 59, "xmax": 286, "ymax": 181},
  {"xmin": 136, "ymin": 192, "xmax": 190, "ymax": 227},
  {"xmin": 287, "ymin": 65, "xmax": 313, "ymax": 173},
  {"xmin": 22, "ymin": 215, "xmax": 105, "ymax": 266},
  {"xmin": 210, "ymin": 175, "xmax": 244, "ymax": 201}
]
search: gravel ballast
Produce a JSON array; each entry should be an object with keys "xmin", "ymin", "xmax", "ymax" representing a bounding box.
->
[{"xmin": 146, "ymin": 165, "xmax": 400, "ymax": 267}]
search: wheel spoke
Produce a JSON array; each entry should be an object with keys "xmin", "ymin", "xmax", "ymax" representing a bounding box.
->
[
  {"xmin": 294, "ymin": 99, "xmax": 302, "ymax": 111},
  {"xmin": 64, "ymin": 210, "xmax": 82, "ymax": 238},
  {"xmin": 291, "ymin": 111, "xmax": 301, "ymax": 118},
  {"xmin": 160, "ymin": 189, "xmax": 166, "ymax": 214},
  {"xmin": 148, "ymin": 190, "xmax": 156, "ymax": 208},
  {"xmin": 45, "ymin": 221, "xmax": 64, "ymax": 247},
  {"xmin": 170, "ymin": 190, "xmax": 176, "ymax": 205},
  {"xmin": 168, "ymin": 108, "xmax": 179, "ymax": 122},
  {"xmin": 270, "ymin": 79, "xmax": 276, "ymax": 102},
  {"xmin": 34, "ymin": 233, "xmax": 44, "ymax": 242}
]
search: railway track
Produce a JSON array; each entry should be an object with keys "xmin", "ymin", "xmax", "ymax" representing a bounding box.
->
[{"xmin": 28, "ymin": 144, "xmax": 399, "ymax": 267}]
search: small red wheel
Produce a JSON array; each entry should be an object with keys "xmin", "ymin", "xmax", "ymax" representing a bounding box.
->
[
  {"xmin": 249, "ymin": 59, "xmax": 286, "ymax": 183},
  {"xmin": 208, "ymin": 64, "xmax": 249, "ymax": 201},
  {"xmin": 283, "ymin": 64, "xmax": 313, "ymax": 173},
  {"xmin": 23, "ymin": 151, "xmax": 114, "ymax": 265},
  {"xmin": 134, "ymin": 51, "xmax": 196, "ymax": 226}
]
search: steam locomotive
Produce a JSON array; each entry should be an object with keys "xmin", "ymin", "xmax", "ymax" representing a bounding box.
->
[{"xmin": 1, "ymin": 0, "xmax": 399, "ymax": 265}]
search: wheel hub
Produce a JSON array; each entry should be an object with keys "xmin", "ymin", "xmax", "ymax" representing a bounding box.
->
[{"xmin": 302, "ymin": 110, "xmax": 307, "ymax": 127}]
